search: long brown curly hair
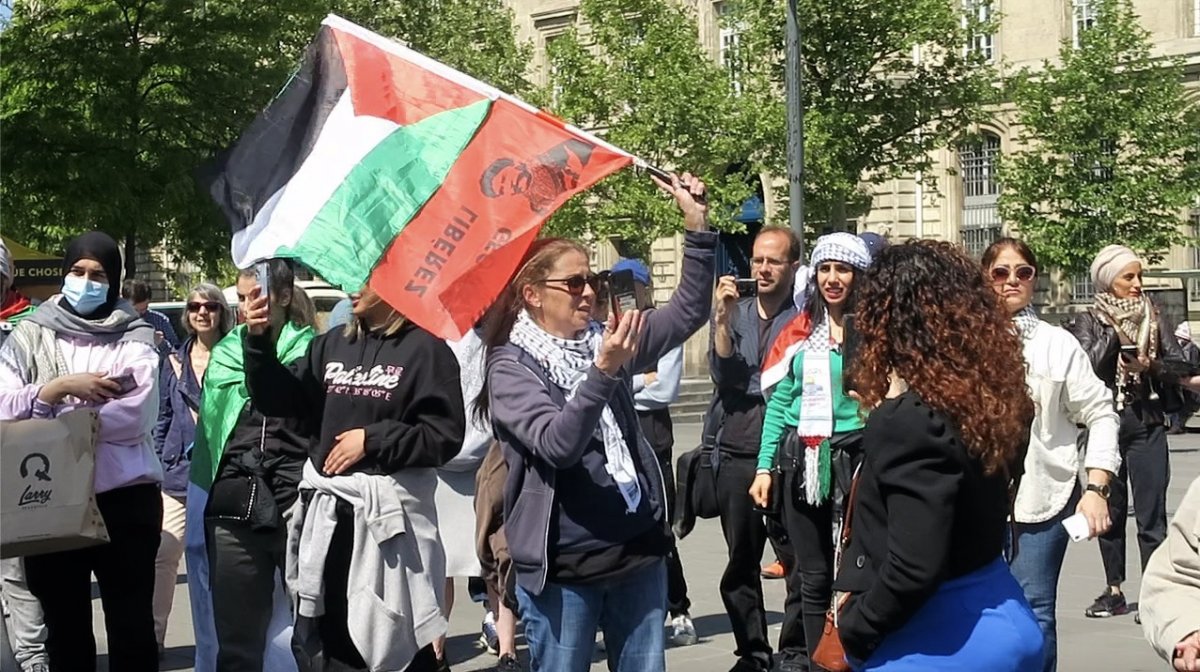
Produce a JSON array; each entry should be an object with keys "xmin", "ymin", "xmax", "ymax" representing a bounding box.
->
[{"xmin": 849, "ymin": 240, "xmax": 1032, "ymax": 477}]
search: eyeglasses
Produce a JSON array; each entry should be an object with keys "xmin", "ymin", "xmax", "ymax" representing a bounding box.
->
[
  {"xmin": 538, "ymin": 273, "xmax": 608, "ymax": 297},
  {"xmin": 750, "ymin": 257, "xmax": 789, "ymax": 268},
  {"xmin": 187, "ymin": 301, "xmax": 223, "ymax": 313},
  {"xmin": 990, "ymin": 265, "xmax": 1036, "ymax": 283}
]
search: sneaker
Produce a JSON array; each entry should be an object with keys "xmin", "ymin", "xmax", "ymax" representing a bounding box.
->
[
  {"xmin": 495, "ymin": 653, "xmax": 521, "ymax": 671},
  {"xmin": 669, "ymin": 613, "xmax": 699, "ymax": 646},
  {"xmin": 436, "ymin": 656, "xmax": 452, "ymax": 672},
  {"xmin": 760, "ymin": 560, "xmax": 786, "ymax": 580},
  {"xmin": 480, "ymin": 610, "xmax": 500, "ymax": 654},
  {"xmin": 1084, "ymin": 589, "xmax": 1129, "ymax": 618}
]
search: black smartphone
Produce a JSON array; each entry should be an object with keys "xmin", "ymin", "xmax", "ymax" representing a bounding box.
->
[
  {"xmin": 609, "ymin": 269, "xmax": 638, "ymax": 321},
  {"xmin": 1120, "ymin": 344, "xmax": 1138, "ymax": 360},
  {"xmin": 842, "ymin": 313, "xmax": 860, "ymax": 393},
  {"xmin": 106, "ymin": 373, "xmax": 137, "ymax": 397},
  {"xmin": 736, "ymin": 278, "xmax": 758, "ymax": 298}
]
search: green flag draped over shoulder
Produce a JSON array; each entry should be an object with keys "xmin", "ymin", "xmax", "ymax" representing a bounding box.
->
[{"xmin": 189, "ymin": 323, "xmax": 315, "ymax": 491}]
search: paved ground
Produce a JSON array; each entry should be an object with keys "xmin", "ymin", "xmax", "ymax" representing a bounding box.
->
[{"xmin": 90, "ymin": 422, "xmax": 1200, "ymax": 671}]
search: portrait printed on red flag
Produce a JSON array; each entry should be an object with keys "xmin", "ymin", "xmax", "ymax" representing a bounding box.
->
[{"xmin": 479, "ymin": 138, "xmax": 596, "ymax": 213}]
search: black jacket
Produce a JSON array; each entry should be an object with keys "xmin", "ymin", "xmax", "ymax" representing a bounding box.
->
[
  {"xmin": 832, "ymin": 392, "xmax": 1018, "ymax": 662},
  {"xmin": 244, "ymin": 322, "xmax": 465, "ymax": 475},
  {"xmin": 1063, "ymin": 307, "xmax": 1192, "ymax": 427}
]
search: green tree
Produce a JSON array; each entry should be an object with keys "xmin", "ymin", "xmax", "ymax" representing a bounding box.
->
[
  {"xmin": 997, "ymin": 0, "xmax": 1200, "ymax": 275},
  {"xmin": 329, "ymin": 0, "xmax": 532, "ymax": 96},
  {"xmin": 1, "ymin": 0, "xmax": 323, "ymax": 276},
  {"xmin": 1, "ymin": 0, "xmax": 530, "ymax": 276},
  {"xmin": 731, "ymin": 0, "xmax": 998, "ymax": 229},
  {"xmin": 538, "ymin": 0, "xmax": 760, "ymax": 256}
]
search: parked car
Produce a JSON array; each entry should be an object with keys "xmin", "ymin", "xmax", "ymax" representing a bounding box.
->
[{"xmin": 222, "ymin": 279, "xmax": 347, "ymax": 333}]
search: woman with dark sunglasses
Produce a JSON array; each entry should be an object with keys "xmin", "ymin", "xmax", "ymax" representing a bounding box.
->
[
  {"xmin": 982, "ymin": 239, "xmax": 1119, "ymax": 672},
  {"xmin": 475, "ymin": 173, "xmax": 712, "ymax": 672},
  {"xmin": 150, "ymin": 283, "xmax": 234, "ymax": 654}
]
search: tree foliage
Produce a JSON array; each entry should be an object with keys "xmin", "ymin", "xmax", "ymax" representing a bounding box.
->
[
  {"xmin": 538, "ymin": 0, "xmax": 759, "ymax": 256},
  {"xmin": 731, "ymin": 0, "xmax": 998, "ymax": 228},
  {"xmin": 1, "ymin": 0, "xmax": 530, "ymax": 276},
  {"xmin": 997, "ymin": 0, "xmax": 1200, "ymax": 275}
]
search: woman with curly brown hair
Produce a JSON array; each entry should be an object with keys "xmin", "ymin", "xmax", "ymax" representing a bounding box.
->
[{"xmin": 831, "ymin": 240, "xmax": 1044, "ymax": 671}]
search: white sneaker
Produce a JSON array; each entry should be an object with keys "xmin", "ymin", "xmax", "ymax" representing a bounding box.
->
[{"xmin": 669, "ymin": 613, "xmax": 698, "ymax": 646}]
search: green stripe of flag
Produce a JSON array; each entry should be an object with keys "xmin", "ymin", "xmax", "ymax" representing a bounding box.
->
[{"xmin": 280, "ymin": 98, "xmax": 491, "ymax": 290}]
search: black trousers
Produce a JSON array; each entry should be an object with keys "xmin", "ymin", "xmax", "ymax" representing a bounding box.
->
[
  {"xmin": 26, "ymin": 483, "xmax": 162, "ymax": 672},
  {"xmin": 715, "ymin": 451, "xmax": 803, "ymax": 671},
  {"xmin": 208, "ymin": 518, "xmax": 292, "ymax": 672},
  {"xmin": 637, "ymin": 408, "xmax": 692, "ymax": 617},
  {"xmin": 1100, "ymin": 410, "xmax": 1171, "ymax": 587},
  {"xmin": 777, "ymin": 467, "xmax": 834, "ymax": 668}
]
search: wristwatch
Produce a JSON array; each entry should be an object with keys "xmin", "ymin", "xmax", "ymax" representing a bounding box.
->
[{"xmin": 1086, "ymin": 483, "xmax": 1111, "ymax": 500}]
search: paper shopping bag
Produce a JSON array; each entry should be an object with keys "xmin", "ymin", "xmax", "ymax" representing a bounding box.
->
[{"xmin": 1, "ymin": 408, "xmax": 109, "ymax": 558}]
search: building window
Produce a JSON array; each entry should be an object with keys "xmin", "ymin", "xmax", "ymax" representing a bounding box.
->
[
  {"xmin": 717, "ymin": 2, "xmax": 744, "ymax": 93},
  {"xmin": 960, "ymin": 131, "xmax": 1002, "ymax": 257},
  {"xmin": 1071, "ymin": 275, "xmax": 1096, "ymax": 303},
  {"xmin": 962, "ymin": 0, "xmax": 995, "ymax": 62},
  {"xmin": 1072, "ymin": 0, "xmax": 1097, "ymax": 48},
  {"xmin": 1190, "ymin": 207, "xmax": 1200, "ymax": 303}
]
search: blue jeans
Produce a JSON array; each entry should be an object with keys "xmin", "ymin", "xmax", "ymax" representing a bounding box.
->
[
  {"xmin": 517, "ymin": 560, "xmax": 667, "ymax": 672},
  {"xmin": 1008, "ymin": 493, "xmax": 1076, "ymax": 672}
]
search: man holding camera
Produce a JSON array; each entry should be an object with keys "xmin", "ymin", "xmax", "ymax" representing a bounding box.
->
[{"xmin": 706, "ymin": 226, "xmax": 804, "ymax": 672}]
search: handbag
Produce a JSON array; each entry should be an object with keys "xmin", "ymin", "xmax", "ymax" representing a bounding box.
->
[
  {"xmin": 1, "ymin": 409, "xmax": 109, "ymax": 558},
  {"xmin": 811, "ymin": 466, "xmax": 862, "ymax": 672},
  {"xmin": 204, "ymin": 417, "xmax": 279, "ymax": 531}
]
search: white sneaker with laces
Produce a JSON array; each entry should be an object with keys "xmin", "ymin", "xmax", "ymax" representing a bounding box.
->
[{"xmin": 669, "ymin": 614, "xmax": 698, "ymax": 647}]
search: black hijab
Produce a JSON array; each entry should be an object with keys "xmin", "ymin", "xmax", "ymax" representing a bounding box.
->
[{"xmin": 61, "ymin": 231, "xmax": 123, "ymax": 319}]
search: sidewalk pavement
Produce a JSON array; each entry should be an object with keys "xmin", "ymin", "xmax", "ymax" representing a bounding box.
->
[{"xmin": 105, "ymin": 422, "xmax": 1199, "ymax": 671}]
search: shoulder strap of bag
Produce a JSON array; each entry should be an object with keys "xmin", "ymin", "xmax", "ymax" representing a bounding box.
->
[{"xmin": 833, "ymin": 464, "xmax": 862, "ymax": 579}]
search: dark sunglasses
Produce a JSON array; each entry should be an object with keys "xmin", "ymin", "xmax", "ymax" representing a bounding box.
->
[
  {"xmin": 538, "ymin": 272, "xmax": 608, "ymax": 297},
  {"xmin": 187, "ymin": 301, "xmax": 223, "ymax": 313},
  {"xmin": 990, "ymin": 265, "xmax": 1036, "ymax": 283}
]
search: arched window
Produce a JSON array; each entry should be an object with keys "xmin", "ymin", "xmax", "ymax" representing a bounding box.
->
[{"xmin": 960, "ymin": 132, "xmax": 1002, "ymax": 257}]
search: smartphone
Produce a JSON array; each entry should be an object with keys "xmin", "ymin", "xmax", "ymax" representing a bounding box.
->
[
  {"xmin": 735, "ymin": 278, "xmax": 758, "ymax": 298},
  {"xmin": 1062, "ymin": 512, "xmax": 1091, "ymax": 542},
  {"xmin": 255, "ymin": 261, "xmax": 271, "ymax": 302},
  {"xmin": 842, "ymin": 313, "xmax": 860, "ymax": 393},
  {"xmin": 609, "ymin": 269, "xmax": 638, "ymax": 321},
  {"xmin": 106, "ymin": 372, "xmax": 137, "ymax": 397},
  {"xmin": 1120, "ymin": 344, "xmax": 1138, "ymax": 360}
]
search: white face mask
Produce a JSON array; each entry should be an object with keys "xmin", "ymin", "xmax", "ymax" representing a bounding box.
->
[{"xmin": 61, "ymin": 274, "xmax": 109, "ymax": 314}]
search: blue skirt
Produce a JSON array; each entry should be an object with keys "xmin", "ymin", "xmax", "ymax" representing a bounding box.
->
[{"xmin": 857, "ymin": 557, "xmax": 1045, "ymax": 671}]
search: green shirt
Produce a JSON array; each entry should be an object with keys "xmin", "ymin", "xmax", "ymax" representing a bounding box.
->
[{"xmin": 758, "ymin": 349, "xmax": 864, "ymax": 471}]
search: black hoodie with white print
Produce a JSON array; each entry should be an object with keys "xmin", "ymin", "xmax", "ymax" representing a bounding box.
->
[{"xmin": 244, "ymin": 321, "xmax": 465, "ymax": 475}]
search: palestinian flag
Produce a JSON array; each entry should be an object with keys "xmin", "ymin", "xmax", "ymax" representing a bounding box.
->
[
  {"xmin": 761, "ymin": 311, "xmax": 813, "ymax": 398},
  {"xmin": 206, "ymin": 15, "xmax": 635, "ymax": 339}
]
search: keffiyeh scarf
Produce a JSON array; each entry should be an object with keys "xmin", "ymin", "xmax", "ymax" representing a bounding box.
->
[
  {"xmin": 1012, "ymin": 306, "xmax": 1040, "ymax": 341},
  {"xmin": 1093, "ymin": 293, "xmax": 1158, "ymax": 410},
  {"xmin": 508, "ymin": 310, "xmax": 641, "ymax": 513}
]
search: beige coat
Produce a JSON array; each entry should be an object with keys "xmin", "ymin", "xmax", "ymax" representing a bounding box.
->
[{"xmin": 1141, "ymin": 476, "xmax": 1200, "ymax": 663}]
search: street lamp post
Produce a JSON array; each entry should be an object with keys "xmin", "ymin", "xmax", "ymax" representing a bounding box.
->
[{"xmin": 785, "ymin": 0, "xmax": 805, "ymax": 256}]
